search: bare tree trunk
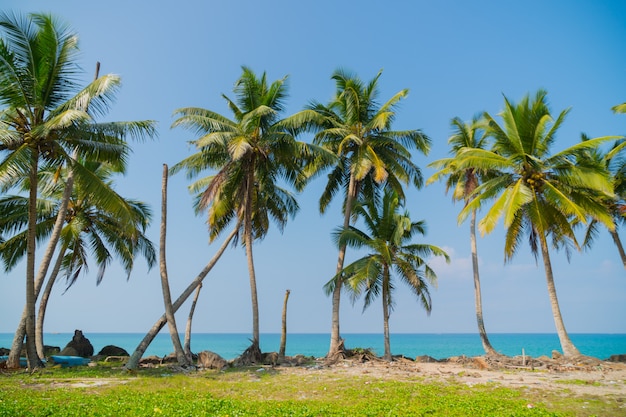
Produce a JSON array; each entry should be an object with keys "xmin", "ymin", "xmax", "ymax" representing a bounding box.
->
[
  {"xmin": 184, "ymin": 283, "xmax": 202, "ymax": 362},
  {"xmin": 279, "ymin": 289, "xmax": 290, "ymax": 358},
  {"xmin": 23, "ymin": 150, "xmax": 43, "ymax": 370},
  {"xmin": 609, "ymin": 228, "xmax": 626, "ymax": 270},
  {"xmin": 160, "ymin": 164, "xmax": 189, "ymax": 367},
  {"xmin": 125, "ymin": 221, "xmax": 240, "ymax": 370},
  {"xmin": 539, "ymin": 233, "xmax": 580, "ymax": 357},
  {"xmin": 382, "ymin": 268, "xmax": 392, "ymax": 361},
  {"xmin": 239, "ymin": 168, "xmax": 262, "ymax": 363},
  {"xmin": 328, "ymin": 172, "xmax": 357, "ymax": 359},
  {"xmin": 35, "ymin": 246, "xmax": 67, "ymax": 358},
  {"xmin": 470, "ymin": 210, "xmax": 498, "ymax": 356}
]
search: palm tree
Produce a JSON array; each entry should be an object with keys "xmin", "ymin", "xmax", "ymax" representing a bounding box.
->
[
  {"xmin": 0, "ymin": 160, "xmax": 156, "ymax": 358},
  {"xmin": 578, "ymin": 136, "xmax": 626, "ymax": 269},
  {"xmin": 0, "ymin": 12, "xmax": 156, "ymax": 368},
  {"xmin": 171, "ymin": 67, "xmax": 311, "ymax": 361},
  {"xmin": 457, "ymin": 90, "xmax": 615, "ymax": 357},
  {"xmin": 427, "ymin": 116, "xmax": 499, "ymax": 356},
  {"xmin": 328, "ymin": 188, "xmax": 448, "ymax": 361},
  {"xmin": 300, "ymin": 69, "xmax": 431, "ymax": 358}
]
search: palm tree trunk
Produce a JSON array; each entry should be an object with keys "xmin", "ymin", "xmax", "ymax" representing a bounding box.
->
[
  {"xmin": 183, "ymin": 283, "xmax": 202, "ymax": 362},
  {"xmin": 539, "ymin": 233, "xmax": 580, "ymax": 357},
  {"xmin": 382, "ymin": 268, "xmax": 392, "ymax": 361},
  {"xmin": 159, "ymin": 164, "xmax": 189, "ymax": 367},
  {"xmin": 125, "ymin": 221, "xmax": 240, "ymax": 370},
  {"xmin": 24, "ymin": 150, "xmax": 42, "ymax": 369},
  {"xmin": 35, "ymin": 246, "xmax": 67, "ymax": 358},
  {"xmin": 7, "ymin": 151, "xmax": 77, "ymax": 367},
  {"xmin": 609, "ymin": 229, "xmax": 626, "ymax": 270},
  {"xmin": 470, "ymin": 210, "xmax": 498, "ymax": 356},
  {"xmin": 328, "ymin": 172, "xmax": 357, "ymax": 359},
  {"xmin": 279, "ymin": 289, "xmax": 290, "ymax": 358},
  {"xmin": 243, "ymin": 170, "xmax": 262, "ymax": 362}
]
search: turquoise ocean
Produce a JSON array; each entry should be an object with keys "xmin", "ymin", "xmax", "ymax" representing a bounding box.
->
[{"xmin": 1, "ymin": 333, "xmax": 625, "ymax": 360}]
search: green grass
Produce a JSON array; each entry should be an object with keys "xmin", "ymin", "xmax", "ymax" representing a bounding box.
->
[{"xmin": 0, "ymin": 363, "xmax": 621, "ymax": 417}]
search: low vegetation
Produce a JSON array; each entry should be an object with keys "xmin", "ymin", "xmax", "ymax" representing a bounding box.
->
[{"xmin": 0, "ymin": 362, "xmax": 623, "ymax": 417}]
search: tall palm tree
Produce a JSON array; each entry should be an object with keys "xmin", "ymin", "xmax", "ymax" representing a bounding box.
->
[
  {"xmin": 427, "ymin": 116, "xmax": 499, "ymax": 356},
  {"xmin": 328, "ymin": 188, "xmax": 448, "ymax": 361},
  {"xmin": 171, "ymin": 67, "xmax": 311, "ymax": 360},
  {"xmin": 457, "ymin": 90, "xmax": 615, "ymax": 357},
  {"xmin": 300, "ymin": 69, "xmax": 431, "ymax": 358},
  {"xmin": 0, "ymin": 12, "xmax": 156, "ymax": 368}
]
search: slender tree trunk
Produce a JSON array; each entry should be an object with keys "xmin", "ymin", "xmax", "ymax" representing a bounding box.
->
[
  {"xmin": 35, "ymin": 246, "xmax": 67, "ymax": 358},
  {"xmin": 23, "ymin": 150, "xmax": 43, "ymax": 369},
  {"xmin": 243, "ymin": 169, "xmax": 261, "ymax": 361},
  {"xmin": 609, "ymin": 229, "xmax": 626, "ymax": 270},
  {"xmin": 184, "ymin": 283, "xmax": 202, "ymax": 362},
  {"xmin": 539, "ymin": 233, "xmax": 580, "ymax": 357},
  {"xmin": 470, "ymin": 210, "xmax": 498, "ymax": 356},
  {"xmin": 279, "ymin": 289, "xmax": 290, "ymax": 358},
  {"xmin": 328, "ymin": 172, "xmax": 357, "ymax": 359},
  {"xmin": 382, "ymin": 268, "xmax": 392, "ymax": 361},
  {"xmin": 125, "ymin": 221, "xmax": 240, "ymax": 370},
  {"xmin": 159, "ymin": 164, "xmax": 189, "ymax": 366},
  {"xmin": 7, "ymin": 162, "xmax": 76, "ymax": 368}
]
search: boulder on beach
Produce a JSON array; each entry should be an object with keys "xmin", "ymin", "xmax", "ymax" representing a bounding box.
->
[
  {"xmin": 608, "ymin": 354, "xmax": 626, "ymax": 363},
  {"xmin": 197, "ymin": 350, "xmax": 228, "ymax": 370},
  {"xmin": 59, "ymin": 330, "xmax": 94, "ymax": 358},
  {"xmin": 97, "ymin": 345, "xmax": 129, "ymax": 357}
]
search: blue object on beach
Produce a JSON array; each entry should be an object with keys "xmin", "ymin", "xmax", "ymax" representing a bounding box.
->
[
  {"xmin": 0, "ymin": 355, "xmax": 27, "ymax": 367},
  {"xmin": 50, "ymin": 355, "xmax": 91, "ymax": 367}
]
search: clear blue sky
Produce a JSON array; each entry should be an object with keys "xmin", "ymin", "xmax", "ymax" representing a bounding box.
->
[{"xmin": 2, "ymin": 0, "xmax": 625, "ymax": 337}]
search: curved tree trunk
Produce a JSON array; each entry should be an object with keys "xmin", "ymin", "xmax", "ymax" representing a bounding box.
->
[
  {"xmin": 470, "ymin": 210, "xmax": 498, "ymax": 356},
  {"xmin": 539, "ymin": 233, "xmax": 580, "ymax": 357},
  {"xmin": 382, "ymin": 267, "xmax": 392, "ymax": 361},
  {"xmin": 328, "ymin": 172, "xmax": 358, "ymax": 359},
  {"xmin": 35, "ymin": 246, "xmax": 67, "ymax": 358},
  {"xmin": 160, "ymin": 164, "xmax": 189, "ymax": 367},
  {"xmin": 183, "ymin": 282, "xmax": 202, "ymax": 362},
  {"xmin": 125, "ymin": 221, "xmax": 240, "ymax": 370},
  {"xmin": 279, "ymin": 289, "xmax": 290, "ymax": 358},
  {"xmin": 609, "ymin": 229, "xmax": 626, "ymax": 270}
]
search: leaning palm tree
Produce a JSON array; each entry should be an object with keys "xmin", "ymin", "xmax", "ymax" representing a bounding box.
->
[
  {"xmin": 0, "ymin": 12, "xmax": 156, "ymax": 368},
  {"xmin": 457, "ymin": 90, "xmax": 615, "ymax": 357},
  {"xmin": 171, "ymin": 67, "xmax": 312, "ymax": 361},
  {"xmin": 328, "ymin": 188, "xmax": 448, "ymax": 361},
  {"xmin": 427, "ymin": 116, "xmax": 499, "ymax": 356},
  {"xmin": 298, "ymin": 69, "xmax": 431, "ymax": 359}
]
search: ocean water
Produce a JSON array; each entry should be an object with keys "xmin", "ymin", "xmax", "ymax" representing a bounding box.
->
[{"xmin": 1, "ymin": 333, "xmax": 625, "ymax": 360}]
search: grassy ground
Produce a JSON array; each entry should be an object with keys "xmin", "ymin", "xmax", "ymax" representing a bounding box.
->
[{"xmin": 0, "ymin": 362, "xmax": 621, "ymax": 416}]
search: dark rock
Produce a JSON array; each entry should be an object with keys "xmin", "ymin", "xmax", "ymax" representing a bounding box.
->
[
  {"xmin": 98, "ymin": 345, "xmax": 129, "ymax": 357},
  {"xmin": 608, "ymin": 354, "xmax": 626, "ymax": 363},
  {"xmin": 161, "ymin": 353, "xmax": 178, "ymax": 364},
  {"xmin": 263, "ymin": 352, "xmax": 280, "ymax": 365},
  {"xmin": 0, "ymin": 348, "xmax": 10, "ymax": 356},
  {"xmin": 197, "ymin": 351, "xmax": 228, "ymax": 370},
  {"xmin": 43, "ymin": 345, "xmax": 60, "ymax": 357},
  {"xmin": 59, "ymin": 330, "xmax": 94, "ymax": 358},
  {"xmin": 139, "ymin": 355, "xmax": 162, "ymax": 365}
]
